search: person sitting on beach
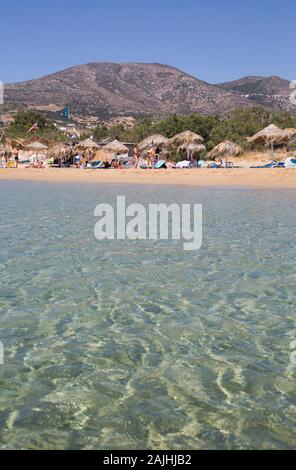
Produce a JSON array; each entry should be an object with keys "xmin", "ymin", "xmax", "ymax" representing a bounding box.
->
[{"xmin": 31, "ymin": 161, "xmax": 45, "ymax": 169}]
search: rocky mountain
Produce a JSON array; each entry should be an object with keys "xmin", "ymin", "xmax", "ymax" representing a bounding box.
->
[
  {"xmin": 217, "ymin": 76, "xmax": 294, "ymax": 112},
  {"xmin": 4, "ymin": 63, "xmax": 294, "ymax": 121},
  {"xmin": 4, "ymin": 62, "xmax": 251, "ymax": 120}
]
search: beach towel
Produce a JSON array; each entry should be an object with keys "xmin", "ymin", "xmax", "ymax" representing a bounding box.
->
[
  {"xmin": 176, "ymin": 161, "xmax": 190, "ymax": 169},
  {"xmin": 284, "ymin": 158, "xmax": 296, "ymax": 168},
  {"xmin": 91, "ymin": 161, "xmax": 105, "ymax": 169},
  {"xmin": 153, "ymin": 160, "xmax": 167, "ymax": 169},
  {"xmin": 250, "ymin": 163, "xmax": 275, "ymax": 168}
]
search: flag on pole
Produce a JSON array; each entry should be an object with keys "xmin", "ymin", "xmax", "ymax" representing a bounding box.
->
[
  {"xmin": 28, "ymin": 122, "xmax": 39, "ymax": 133},
  {"xmin": 62, "ymin": 107, "xmax": 70, "ymax": 119}
]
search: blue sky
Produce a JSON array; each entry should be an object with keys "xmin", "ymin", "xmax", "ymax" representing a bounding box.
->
[{"xmin": 1, "ymin": 0, "xmax": 295, "ymax": 84}]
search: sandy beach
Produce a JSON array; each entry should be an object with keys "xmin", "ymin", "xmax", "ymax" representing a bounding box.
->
[{"xmin": 1, "ymin": 167, "xmax": 296, "ymax": 189}]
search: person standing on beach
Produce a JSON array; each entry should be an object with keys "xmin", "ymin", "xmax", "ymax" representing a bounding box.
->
[
  {"xmin": 147, "ymin": 147, "xmax": 155, "ymax": 168},
  {"xmin": 155, "ymin": 147, "xmax": 160, "ymax": 162},
  {"xmin": 14, "ymin": 150, "xmax": 19, "ymax": 168},
  {"xmin": 74, "ymin": 153, "xmax": 81, "ymax": 169},
  {"xmin": 133, "ymin": 144, "xmax": 139, "ymax": 168}
]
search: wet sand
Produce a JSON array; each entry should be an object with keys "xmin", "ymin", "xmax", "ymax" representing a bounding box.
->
[{"xmin": 1, "ymin": 167, "xmax": 296, "ymax": 189}]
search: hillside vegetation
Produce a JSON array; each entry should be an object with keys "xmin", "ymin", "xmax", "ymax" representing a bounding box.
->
[
  {"xmin": 93, "ymin": 107, "xmax": 296, "ymax": 150},
  {"xmin": 4, "ymin": 107, "xmax": 296, "ymax": 153}
]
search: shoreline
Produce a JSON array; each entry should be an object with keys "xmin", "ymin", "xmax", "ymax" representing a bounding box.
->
[{"xmin": 1, "ymin": 167, "xmax": 296, "ymax": 190}]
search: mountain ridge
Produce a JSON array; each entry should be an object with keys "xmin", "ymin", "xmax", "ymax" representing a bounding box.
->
[
  {"xmin": 218, "ymin": 75, "xmax": 293, "ymax": 112},
  {"xmin": 3, "ymin": 62, "xmax": 294, "ymax": 121}
]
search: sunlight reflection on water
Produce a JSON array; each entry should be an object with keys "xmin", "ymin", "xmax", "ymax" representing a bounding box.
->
[{"xmin": 0, "ymin": 181, "xmax": 295, "ymax": 449}]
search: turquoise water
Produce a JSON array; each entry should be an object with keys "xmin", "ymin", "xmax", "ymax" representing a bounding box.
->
[{"xmin": 0, "ymin": 180, "xmax": 295, "ymax": 450}]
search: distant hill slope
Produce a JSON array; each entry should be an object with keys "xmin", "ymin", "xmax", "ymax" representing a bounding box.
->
[
  {"xmin": 217, "ymin": 76, "xmax": 294, "ymax": 112},
  {"xmin": 4, "ymin": 62, "xmax": 251, "ymax": 119},
  {"xmin": 4, "ymin": 63, "xmax": 294, "ymax": 120}
]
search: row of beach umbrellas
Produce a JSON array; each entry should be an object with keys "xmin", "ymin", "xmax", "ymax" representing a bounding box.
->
[
  {"xmin": 27, "ymin": 133, "xmax": 221, "ymax": 162},
  {"xmin": 138, "ymin": 131, "xmax": 244, "ymax": 159},
  {"xmin": 138, "ymin": 131, "xmax": 207, "ymax": 158},
  {"xmin": 44, "ymin": 139, "xmax": 131, "ymax": 164},
  {"xmin": 1, "ymin": 133, "xmax": 234, "ymax": 161},
  {"xmin": 23, "ymin": 138, "xmax": 130, "ymax": 163},
  {"xmin": 2, "ymin": 125, "xmax": 296, "ymax": 163}
]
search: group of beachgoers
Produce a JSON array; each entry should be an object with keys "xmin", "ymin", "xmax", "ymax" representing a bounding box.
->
[
  {"xmin": 73, "ymin": 156, "xmax": 126, "ymax": 170},
  {"xmin": 0, "ymin": 146, "xmax": 234, "ymax": 170},
  {"xmin": 1, "ymin": 150, "xmax": 19, "ymax": 168},
  {"xmin": 69, "ymin": 144, "xmax": 164, "ymax": 170},
  {"xmin": 133, "ymin": 144, "xmax": 163, "ymax": 168},
  {"xmin": 2, "ymin": 142, "xmax": 296, "ymax": 170}
]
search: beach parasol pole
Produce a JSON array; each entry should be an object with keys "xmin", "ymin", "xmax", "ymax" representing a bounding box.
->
[{"xmin": 288, "ymin": 140, "xmax": 291, "ymax": 153}]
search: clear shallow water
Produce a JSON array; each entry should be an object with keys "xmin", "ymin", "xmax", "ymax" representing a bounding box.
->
[{"xmin": 0, "ymin": 180, "xmax": 295, "ymax": 450}]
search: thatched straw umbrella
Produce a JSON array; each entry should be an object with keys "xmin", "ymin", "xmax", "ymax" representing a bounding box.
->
[
  {"xmin": 166, "ymin": 131, "xmax": 205, "ymax": 159},
  {"xmin": 167, "ymin": 131, "xmax": 204, "ymax": 146},
  {"xmin": 26, "ymin": 141, "xmax": 48, "ymax": 162},
  {"xmin": 269, "ymin": 128, "xmax": 296, "ymax": 151},
  {"xmin": 247, "ymin": 124, "xmax": 284, "ymax": 144},
  {"xmin": 104, "ymin": 140, "xmax": 129, "ymax": 154},
  {"xmin": 247, "ymin": 124, "xmax": 285, "ymax": 158},
  {"xmin": 26, "ymin": 141, "xmax": 48, "ymax": 151},
  {"xmin": 0, "ymin": 143, "xmax": 11, "ymax": 160},
  {"xmin": 75, "ymin": 138, "xmax": 101, "ymax": 160},
  {"xmin": 75, "ymin": 138, "xmax": 100, "ymax": 151},
  {"xmin": 4, "ymin": 137, "xmax": 25, "ymax": 150},
  {"xmin": 138, "ymin": 134, "xmax": 168, "ymax": 152},
  {"xmin": 178, "ymin": 143, "xmax": 206, "ymax": 155},
  {"xmin": 208, "ymin": 141, "xmax": 243, "ymax": 159},
  {"xmin": 47, "ymin": 143, "xmax": 74, "ymax": 164}
]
